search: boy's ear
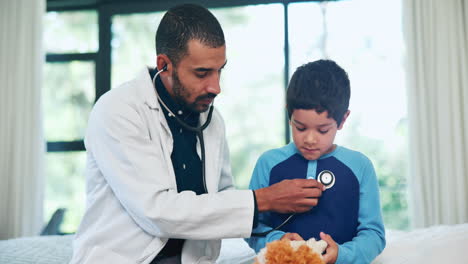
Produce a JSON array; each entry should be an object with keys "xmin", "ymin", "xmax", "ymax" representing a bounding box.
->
[{"xmin": 337, "ymin": 110, "xmax": 351, "ymax": 130}]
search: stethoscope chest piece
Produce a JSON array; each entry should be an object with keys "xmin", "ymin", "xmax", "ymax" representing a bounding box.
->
[{"xmin": 317, "ymin": 170, "xmax": 335, "ymax": 189}]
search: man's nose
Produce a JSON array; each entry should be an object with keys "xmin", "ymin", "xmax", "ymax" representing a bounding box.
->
[{"xmin": 206, "ymin": 72, "xmax": 221, "ymax": 95}]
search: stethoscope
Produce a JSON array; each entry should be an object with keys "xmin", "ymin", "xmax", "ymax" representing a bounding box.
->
[
  {"xmin": 152, "ymin": 66, "xmax": 295, "ymax": 237},
  {"xmin": 152, "ymin": 66, "xmax": 338, "ymax": 237},
  {"xmin": 152, "ymin": 66, "xmax": 214, "ymax": 193},
  {"xmin": 251, "ymin": 170, "xmax": 336, "ymax": 237}
]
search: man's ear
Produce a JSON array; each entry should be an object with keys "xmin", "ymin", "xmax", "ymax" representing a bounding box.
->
[
  {"xmin": 156, "ymin": 54, "xmax": 172, "ymax": 74},
  {"xmin": 156, "ymin": 54, "xmax": 174, "ymax": 89},
  {"xmin": 337, "ymin": 110, "xmax": 350, "ymax": 130}
]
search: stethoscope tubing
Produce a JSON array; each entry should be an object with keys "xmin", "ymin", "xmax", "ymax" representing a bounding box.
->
[
  {"xmin": 251, "ymin": 213, "xmax": 296, "ymax": 237},
  {"xmin": 152, "ymin": 68, "xmax": 214, "ymax": 193}
]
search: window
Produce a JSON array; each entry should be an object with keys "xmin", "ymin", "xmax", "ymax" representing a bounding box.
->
[
  {"xmin": 213, "ymin": 5, "xmax": 285, "ymax": 188},
  {"xmin": 111, "ymin": 12, "xmax": 164, "ymax": 87},
  {"xmin": 289, "ymin": 0, "xmax": 408, "ymax": 229},
  {"xmin": 43, "ymin": 10, "xmax": 97, "ymax": 232},
  {"xmin": 45, "ymin": 0, "xmax": 408, "ymax": 232}
]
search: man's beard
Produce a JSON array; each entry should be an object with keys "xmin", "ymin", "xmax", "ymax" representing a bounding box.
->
[{"xmin": 172, "ymin": 70, "xmax": 216, "ymax": 113}]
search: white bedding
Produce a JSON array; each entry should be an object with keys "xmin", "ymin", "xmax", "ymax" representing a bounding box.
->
[
  {"xmin": 373, "ymin": 223, "xmax": 468, "ymax": 264},
  {"xmin": 0, "ymin": 236, "xmax": 255, "ymax": 264},
  {"xmin": 0, "ymin": 235, "xmax": 72, "ymax": 264},
  {"xmin": 1, "ymin": 223, "xmax": 467, "ymax": 264}
]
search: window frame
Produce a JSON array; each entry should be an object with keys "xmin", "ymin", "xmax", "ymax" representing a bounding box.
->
[{"xmin": 45, "ymin": 39, "xmax": 98, "ymax": 152}]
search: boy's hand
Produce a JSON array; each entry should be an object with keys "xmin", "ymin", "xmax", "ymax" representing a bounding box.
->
[
  {"xmin": 255, "ymin": 179, "xmax": 325, "ymax": 213},
  {"xmin": 320, "ymin": 232, "xmax": 338, "ymax": 264},
  {"xmin": 280, "ymin": 232, "xmax": 304, "ymax": 241}
]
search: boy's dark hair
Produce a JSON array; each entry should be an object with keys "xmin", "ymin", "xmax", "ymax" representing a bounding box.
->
[
  {"xmin": 155, "ymin": 4, "xmax": 225, "ymax": 66},
  {"xmin": 286, "ymin": 60, "xmax": 350, "ymax": 126}
]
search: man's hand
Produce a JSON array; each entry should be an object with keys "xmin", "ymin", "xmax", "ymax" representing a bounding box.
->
[
  {"xmin": 320, "ymin": 232, "xmax": 338, "ymax": 264},
  {"xmin": 280, "ymin": 232, "xmax": 304, "ymax": 241},
  {"xmin": 254, "ymin": 179, "xmax": 325, "ymax": 213}
]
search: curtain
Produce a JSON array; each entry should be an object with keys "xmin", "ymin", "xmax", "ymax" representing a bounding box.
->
[
  {"xmin": 403, "ymin": 0, "xmax": 468, "ymax": 228},
  {"xmin": 0, "ymin": 0, "xmax": 45, "ymax": 239}
]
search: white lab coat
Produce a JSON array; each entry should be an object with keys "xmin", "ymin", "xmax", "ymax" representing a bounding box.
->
[{"xmin": 70, "ymin": 68, "xmax": 255, "ymax": 264}]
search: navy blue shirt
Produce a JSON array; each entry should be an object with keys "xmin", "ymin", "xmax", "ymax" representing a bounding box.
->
[
  {"xmin": 151, "ymin": 70, "xmax": 205, "ymax": 259},
  {"xmin": 247, "ymin": 143, "xmax": 386, "ymax": 263}
]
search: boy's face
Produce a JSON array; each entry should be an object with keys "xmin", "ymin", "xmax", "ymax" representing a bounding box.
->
[{"xmin": 290, "ymin": 109, "xmax": 349, "ymax": 160}]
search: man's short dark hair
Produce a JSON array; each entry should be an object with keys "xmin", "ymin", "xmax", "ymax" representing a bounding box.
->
[
  {"xmin": 286, "ymin": 59, "xmax": 350, "ymax": 126},
  {"xmin": 155, "ymin": 4, "xmax": 225, "ymax": 65}
]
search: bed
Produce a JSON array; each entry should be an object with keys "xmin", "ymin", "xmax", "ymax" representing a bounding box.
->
[
  {"xmin": 0, "ymin": 236, "xmax": 255, "ymax": 264},
  {"xmin": 1, "ymin": 223, "xmax": 467, "ymax": 264}
]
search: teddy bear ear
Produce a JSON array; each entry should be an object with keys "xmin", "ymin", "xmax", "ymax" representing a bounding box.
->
[{"xmin": 306, "ymin": 238, "xmax": 328, "ymax": 255}]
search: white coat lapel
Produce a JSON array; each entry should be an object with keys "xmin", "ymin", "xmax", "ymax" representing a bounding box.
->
[{"xmin": 137, "ymin": 67, "xmax": 176, "ymax": 188}]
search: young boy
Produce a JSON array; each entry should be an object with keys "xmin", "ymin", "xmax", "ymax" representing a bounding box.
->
[{"xmin": 247, "ymin": 60, "xmax": 386, "ymax": 264}]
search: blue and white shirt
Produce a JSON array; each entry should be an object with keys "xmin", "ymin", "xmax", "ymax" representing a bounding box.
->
[{"xmin": 247, "ymin": 143, "xmax": 386, "ymax": 264}]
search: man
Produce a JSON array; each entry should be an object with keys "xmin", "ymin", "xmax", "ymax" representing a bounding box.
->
[{"xmin": 70, "ymin": 4, "xmax": 324, "ymax": 264}]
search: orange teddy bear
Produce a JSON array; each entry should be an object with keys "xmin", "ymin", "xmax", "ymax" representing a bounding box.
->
[{"xmin": 254, "ymin": 238, "xmax": 328, "ymax": 264}]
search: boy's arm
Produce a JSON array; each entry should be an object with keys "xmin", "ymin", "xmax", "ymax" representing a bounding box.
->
[
  {"xmin": 246, "ymin": 154, "xmax": 286, "ymax": 252},
  {"xmin": 336, "ymin": 158, "xmax": 386, "ymax": 264}
]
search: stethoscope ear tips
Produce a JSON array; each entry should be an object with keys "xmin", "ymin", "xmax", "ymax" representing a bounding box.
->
[
  {"xmin": 155, "ymin": 65, "xmax": 168, "ymax": 75},
  {"xmin": 317, "ymin": 170, "xmax": 335, "ymax": 189}
]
